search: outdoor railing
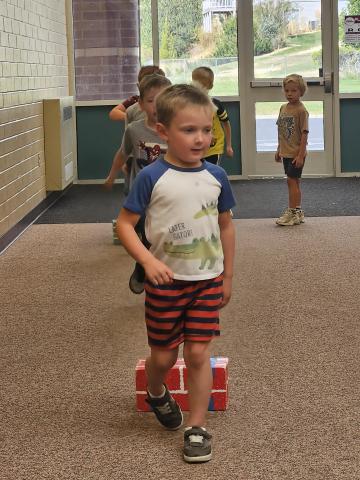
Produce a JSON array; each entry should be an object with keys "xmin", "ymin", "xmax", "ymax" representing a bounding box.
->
[{"xmin": 203, "ymin": 0, "xmax": 236, "ymax": 10}]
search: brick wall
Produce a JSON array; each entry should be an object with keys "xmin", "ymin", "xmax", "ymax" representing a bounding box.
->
[
  {"xmin": 72, "ymin": 0, "xmax": 140, "ymax": 101},
  {"xmin": 0, "ymin": 0, "xmax": 69, "ymax": 238}
]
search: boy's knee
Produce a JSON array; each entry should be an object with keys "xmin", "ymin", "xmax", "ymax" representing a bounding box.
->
[
  {"xmin": 184, "ymin": 341, "xmax": 211, "ymax": 369},
  {"xmin": 287, "ymin": 176, "xmax": 299, "ymax": 185},
  {"xmin": 147, "ymin": 348, "xmax": 178, "ymax": 372}
]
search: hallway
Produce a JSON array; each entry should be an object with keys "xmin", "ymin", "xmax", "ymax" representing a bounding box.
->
[{"xmin": 1, "ymin": 213, "xmax": 359, "ymax": 479}]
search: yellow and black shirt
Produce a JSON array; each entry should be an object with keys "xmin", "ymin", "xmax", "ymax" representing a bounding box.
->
[{"xmin": 205, "ymin": 98, "xmax": 229, "ymax": 157}]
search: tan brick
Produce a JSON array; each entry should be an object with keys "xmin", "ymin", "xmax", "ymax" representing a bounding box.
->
[{"xmin": 0, "ymin": 0, "xmax": 69, "ymax": 238}]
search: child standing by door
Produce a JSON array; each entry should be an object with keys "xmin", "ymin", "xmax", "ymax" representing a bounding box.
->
[{"xmin": 275, "ymin": 74, "xmax": 309, "ymax": 226}]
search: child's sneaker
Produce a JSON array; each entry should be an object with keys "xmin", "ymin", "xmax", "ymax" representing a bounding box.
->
[
  {"xmin": 296, "ymin": 209, "xmax": 305, "ymax": 223},
  {"xmin": 183, "ymin": 427, "xmax": 212, "ymax": 463},
  {"xmin": 276, "ymin": 208, "xmax": 300, "ymax": 226},
  {"xmin": 129, "ymin": 262, "xmax": 145, "ymax": 294},
  {"xmin": 145, "ymin": 384, "xmax": 183, "ymax": 430}
]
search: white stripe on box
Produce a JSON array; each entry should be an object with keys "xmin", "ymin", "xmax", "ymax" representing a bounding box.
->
[
  {"xmin": 179, "ymin": 365, "xmax": 185, "ymax": 391},
  {"xmin": 136, "ymin": 389, "xmax": 226, "ymax": 394}
]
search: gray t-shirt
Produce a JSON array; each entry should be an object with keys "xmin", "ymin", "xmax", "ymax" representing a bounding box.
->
[
  {"xmin": 125, "ymin": 102, "xmax": 145, "ymax": 127},
  {"xmin": 120, "ymin": 119, "xmax": 167, "ymax": 188}
]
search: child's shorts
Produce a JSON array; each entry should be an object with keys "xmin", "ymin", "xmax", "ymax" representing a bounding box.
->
[
  {"xmin": 144, "ymin": 274, "xmax": 223, "ymax": 349},
  {"xmin": 283, "ymin": 157, "xmax": 304, "ymax": 178}
]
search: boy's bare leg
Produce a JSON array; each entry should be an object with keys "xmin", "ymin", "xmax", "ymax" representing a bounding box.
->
[
  {"xmin": 145, "ymin": 347, "xmax": 179, "ymax": 396},
  {"xmin": 183, "ymin": 341, "xmax": 212, "ymax": 426},
  {"xmin": 287, "ymin": 177, "xmax": 301, "ymax": 208}
]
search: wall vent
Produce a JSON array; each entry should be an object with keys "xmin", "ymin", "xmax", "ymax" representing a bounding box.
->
[{"xmin": 43, "ymin": 97, "xmax": 76, "ymax": 191}]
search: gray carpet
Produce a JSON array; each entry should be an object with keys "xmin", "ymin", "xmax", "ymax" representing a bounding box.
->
[
  {"xmin": 35, "ymin": 177, "xmax": 360, "ymax": 224},
  {"xmin": 1, "ymin": 219, "xmax": 359, "ymax": 479}
]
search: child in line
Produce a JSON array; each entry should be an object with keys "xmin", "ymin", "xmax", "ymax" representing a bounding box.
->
[
  {"xmin": 108, "ymin": 65, "xmax": 165, "ymax": 124},
  {"xmin": 116, "ymin": 84, "xmax": 235, "ymax": 463},
  {"xmin": 106, "ymin": 74, "xmax": 171, "ymax": 294},
  {"xmin": 107, "ymin": 65, "xmax": 165, "ymax": 194},
  {"xmin": 191, "ymin": 66, "xmax": 233, "ymax": 164},
  {"xmin": 275, "ymin": 74, "xmax": 309, "ymax": 226}
]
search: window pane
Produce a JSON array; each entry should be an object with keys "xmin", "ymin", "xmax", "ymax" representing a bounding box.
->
[
  {"xmin": 255, "ymin": 101, "xmax": 324, "ymax": 152},
  {"xmin": 72, "ymin": 0, "xmax": 139, "ymax": 100},
  {"xmin": 253, "ymin": 1, "xmax": 322, "ymax": 79},
  {"xmin": 339, "ymin": 0, "xmax": 360, "ymax": 93},
  {"xmin": 154, "ymin": 0, "xmax": 238, "ymax": 95},
  {"xmin": 139, "ymin": 0, "xmax": 153, "ymax": 65}
]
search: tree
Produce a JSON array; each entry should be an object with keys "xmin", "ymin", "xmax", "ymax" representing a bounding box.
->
[
  {"xmin": 158, "ymin": 0, "xmax": 202, "ymax": 58},
  {"xmin": 160, "ymin": 17, "xmax": 176, "ymax": 59},
  {"xmin": 253, "ymin": 0, "xmax": 295, "ymax": 55},
  {"xmin": 347, "ymin": 0, "xmax": 360, "ymax": 15},
  {"xmin": 139, "ymin": 0, "xmax": 202, "ymax": 59},
  {"xmin": 139, "ymin": 0, "xmax": 152, "ymax": 62},
  {"xmin": 213, "ymin": 16, "xmax": 237, "ymax": 57}
]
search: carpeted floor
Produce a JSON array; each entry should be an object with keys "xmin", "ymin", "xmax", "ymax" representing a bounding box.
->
[
  {"xmin": 35, "ymin": 177, "xmax": 360, "ymax": 224},
  {"xmin": 1, "ymin": 219, "xmax": 359, "ymax": 479}
]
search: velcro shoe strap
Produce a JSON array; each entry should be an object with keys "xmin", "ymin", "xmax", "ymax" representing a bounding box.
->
[{"xmin": 184, "ymin": 428, "xmax": 212, "ymax": 441}]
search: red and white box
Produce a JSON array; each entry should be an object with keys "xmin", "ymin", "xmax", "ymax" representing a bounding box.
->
[{"xmin": 136, "ymin": 357, "xmax": 229, "ymax": 411}]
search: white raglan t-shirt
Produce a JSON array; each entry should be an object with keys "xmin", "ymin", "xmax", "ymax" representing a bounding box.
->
[{"xmin": 123, "ymin": 157, "xmax": 235, "ymax": 281}]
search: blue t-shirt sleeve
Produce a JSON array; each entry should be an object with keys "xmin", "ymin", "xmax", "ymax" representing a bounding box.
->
[
  {"xmin": 122, "ymin": 158, "xmax": 169, "ymax": 215},
  {"xmin": 123, "ymin": 168, "xmax": 153, "ymax": 216},
  {"xmin": 205, "ymin": 162, "xmax": 236, "ymax": 213}
]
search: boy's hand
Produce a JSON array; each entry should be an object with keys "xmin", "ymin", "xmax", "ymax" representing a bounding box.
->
[
  {"xmin": 143, "ymin": 258, "xmax": 174, "ymax": 286},
  {"xmin": 292, "ymin": 156, "xmax": 304, "ymax": 168},
  {"xmin": 121, "ymin": 163, "xmax": 128, "ymax": 175},
  {"xmin": 226, "ymin": 146, "xmax": 234, "ymax": 157},
  {"xmin": 219, "ymin": 276, "xmax": 232, "ymax": 309},
  {"xmin": 275, "ymin": 151, "xmax": 281, "ymax": 163},
  {"xmin": 104, "ymin": 175, "xmax": 114, "ymax": 190}
]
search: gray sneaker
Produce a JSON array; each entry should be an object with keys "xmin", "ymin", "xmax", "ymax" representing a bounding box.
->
[
  {"xmin": 276, "ymin": 208, "xmax": 300, "ymax": 226},
  {"xmin": 183, "ymin": 427, "xmax": 212, "ymax": 463},
  {"xmin": 145, "ymin": 384, "xmax": 183, "ymax": 430},
  {"xmin": 129, "ymin": 263, "xmax": 145, "ymax": 294}
]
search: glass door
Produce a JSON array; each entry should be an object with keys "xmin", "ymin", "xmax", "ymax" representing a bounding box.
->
[{"xmin": 239, "ymin": 0, "xmax": 335, "ymax": 177}]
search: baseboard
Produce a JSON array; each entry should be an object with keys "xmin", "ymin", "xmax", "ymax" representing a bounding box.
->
[{"xmin": 0, "ymin": 185, "xmax": 71, "ymax": 255}]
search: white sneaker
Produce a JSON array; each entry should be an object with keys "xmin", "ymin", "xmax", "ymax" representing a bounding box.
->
[
  {"xmin": 296, "ymin": 209, "xmax": 305, "ymax": 223},
  {"xmin": 112, "ymin": 219, "xmax": 121, "ymax": 245},
  {"xmin": 276, "ymin": 208, "xmax": 300, "ymax": 226}
]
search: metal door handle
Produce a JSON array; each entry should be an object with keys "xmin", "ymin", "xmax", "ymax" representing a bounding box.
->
[{"xmin": 324, "ymin": 72, "xmax": 333, "ymax": 93}]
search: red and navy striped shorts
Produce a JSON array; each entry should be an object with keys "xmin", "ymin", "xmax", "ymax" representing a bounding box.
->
[{"xmin": 144, "ymin": 274, "xmax": 223, "ymax": 349}]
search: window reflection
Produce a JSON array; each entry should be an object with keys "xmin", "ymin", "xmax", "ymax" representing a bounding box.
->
[{"xmin": 253, "ymin": 0, "xmax": 322, "ymax": 79}]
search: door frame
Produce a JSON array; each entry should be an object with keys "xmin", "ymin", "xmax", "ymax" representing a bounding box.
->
[{"xmin": 238, "ymin": 0, "xmax": 340, "ymax": 178}]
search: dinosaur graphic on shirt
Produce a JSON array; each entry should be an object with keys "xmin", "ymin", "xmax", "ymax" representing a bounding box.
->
[
  {"xmin": 193, "ymin": 201, "xmax": 218, "ymax": 219},
  {"xmin": 163, "ymin": 235, "xmax": 221, "ymax": 270}
]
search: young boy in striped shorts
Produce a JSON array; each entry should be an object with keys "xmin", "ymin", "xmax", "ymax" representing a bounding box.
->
[{"xmin": 116, "ymin": 84, "xmax": 235, "ymax": 463}]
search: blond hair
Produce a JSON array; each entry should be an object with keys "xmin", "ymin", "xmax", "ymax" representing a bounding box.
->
[
  {"xmin": 283, "ymin": 74, "xmax": 307, "ymax": 96},
  {"xmin": 191, "ymin": 66, "xmax": 214, "ymax": 91},
  {"xmin": 156, "ymin": 84, "xmax": 213, "ymax": 127},
  {"xmin": 138, "ymin": 74, "xmax": 171, "ymax": 100}
]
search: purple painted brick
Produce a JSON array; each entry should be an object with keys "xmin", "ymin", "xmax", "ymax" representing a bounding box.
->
[{"xmin": 73, "ymin": 0, "xmax": 140, "ymax": 100}]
